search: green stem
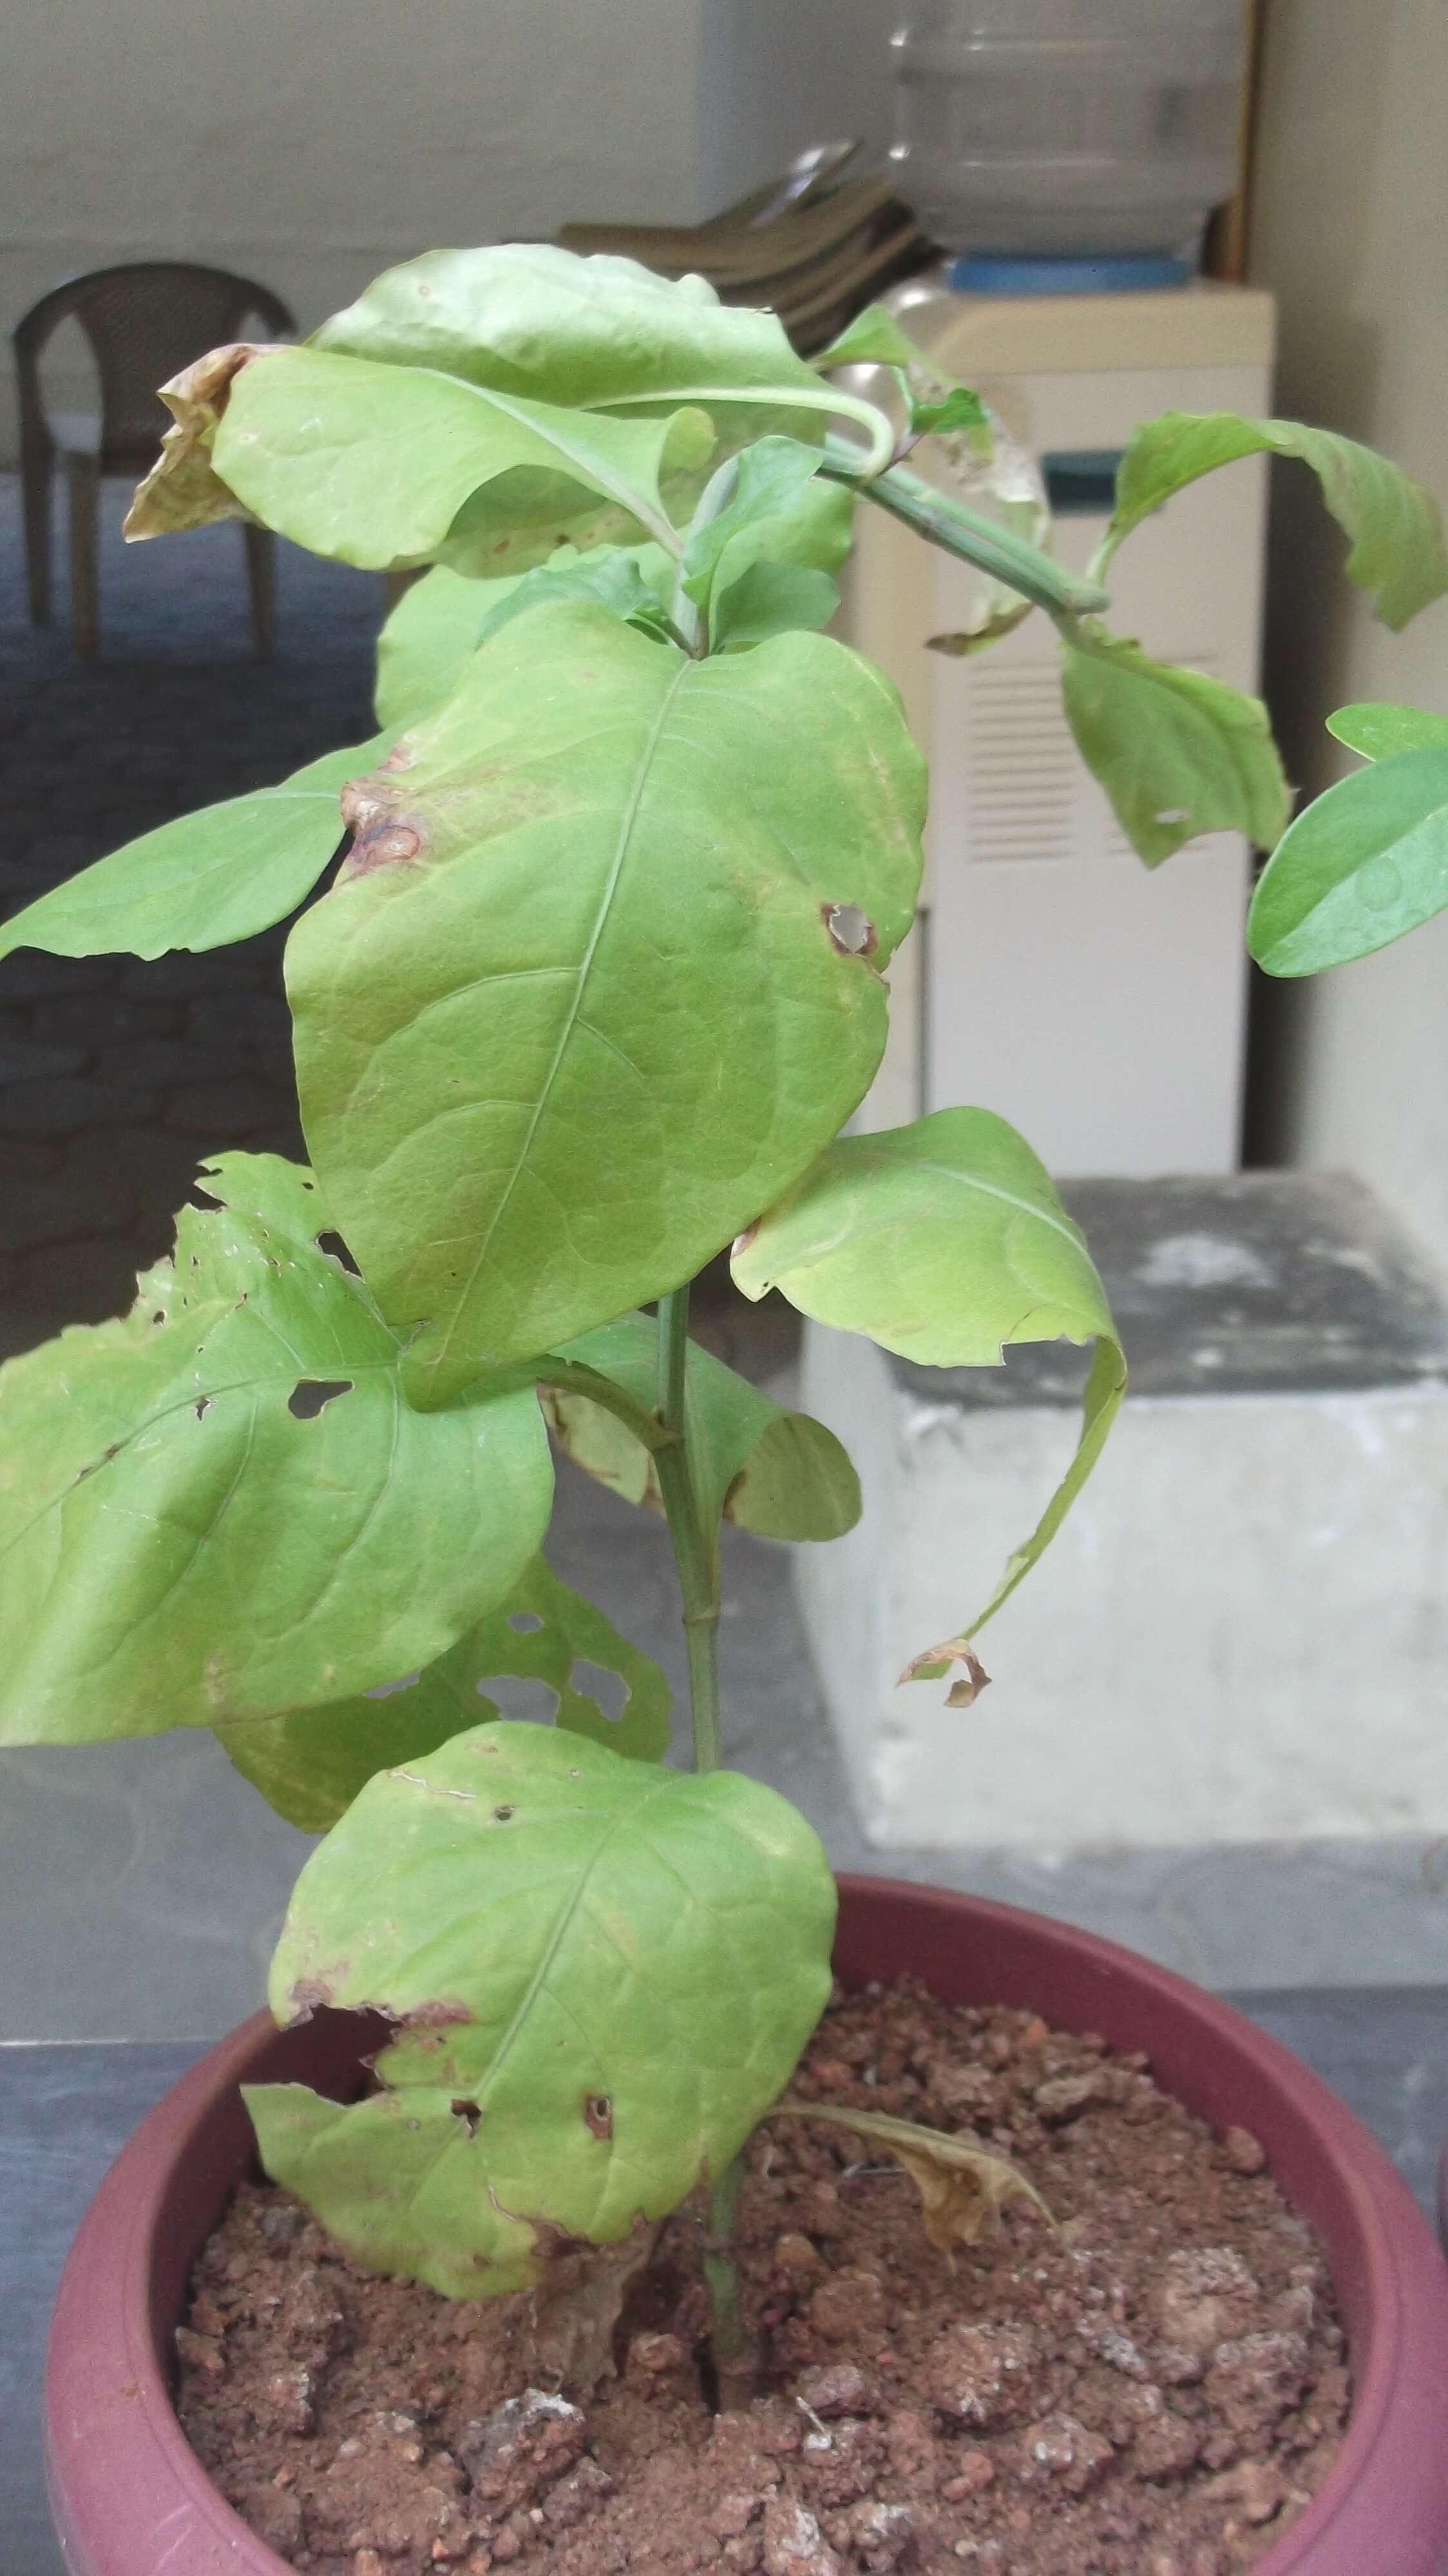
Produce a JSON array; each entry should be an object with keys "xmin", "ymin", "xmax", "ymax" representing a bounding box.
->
[
  {"xmin": 652, "ymin": 1283, "xmax": 722, "ymax": 1776},
  {"xmin": 702, "ymin": 2159, "xmax": 757, "ymax": 2411},
  {"xmin": 821, "ymin": 442, "xmax": 1110, "ymax": 618},
  {"xmin": 654, "ymin": 1282, "xmax": 748, "ymax": 2400}
]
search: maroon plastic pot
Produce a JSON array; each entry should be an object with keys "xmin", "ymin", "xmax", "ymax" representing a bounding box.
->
[{"xmin": 46, "ymin": 1877, "xmax": 1448, "ymax": 2575}]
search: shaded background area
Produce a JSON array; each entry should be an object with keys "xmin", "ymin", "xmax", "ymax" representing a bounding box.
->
[{"xmin": 0, "ymin": 488, "xmax": 379, "ymax": 1351}]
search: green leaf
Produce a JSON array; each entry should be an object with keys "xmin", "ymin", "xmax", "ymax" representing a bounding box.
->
[
  {"xmin": 542, "ymin": 1314, "xmax": 861, "ymax": 1569},
  {"xmin": 217, "ymin": 1555, "xmax": 671, "ymax": 1830},
  {"xmin": 246, "ymin": 1721, "xmax": 837, "ymax": 2297},
  {"xmin": 317, "ymin": 244, "xmax": 836, "ymax": 410},
  {"xmin": 0, "ymin": 737, "xmax": 386, "ymax": 964},
  {"xmin": 731, "ymin": 1111, "xmax": 1126, "ymax": 1658},
  {"xmin": 376, "ymin": 547, "xmax": 681, "ymax": 731},
  {"xmin": 287, "ymin": 601, "xmax": 926, "ymax": 1395},
  {"xmin": 681, "ymin": 438, "xmax": 826, "ymax": 601},
  {"xmin": 0, "ymin": 1155, "xmax": 552, "ymax": 1745},
  {"xmin": 311, "ymin": 243, "xmax": 893, "ymax": 470},
  {"xmin": 1060, "ymin": 620, "xmax": 1290, "ymax": 864},
  {"xmin": 814, "ymin": 304, "xmax": 991, "ymax": 451},
  {"xmin": 1248, "ymin": 747, "xmax": 1448, "ymax": 975},
  {"xmin": 375, "ymin": 566, "xmax": 520, "ymax": 730},
  {"xmin": 814, "ymin": 305, "xmax": 924, "ymax": 373},
  {"xmin": 212, "ymin": 346, "xmax": 716, "ymax": 573},
  {"xmin": 1326, "ymin": 701, "xmax": 1448, "ymax": 759},
  {"xmin": 680, "ymin": 437, "xmax": 854, "ymax": 649},
  {"xmin": 710, "ymin": 561, "xmax": 840, "ymax": 649},
  {"xmin": 1098, "ymin": 410, "xmax": 1448, "ymax": 630}
]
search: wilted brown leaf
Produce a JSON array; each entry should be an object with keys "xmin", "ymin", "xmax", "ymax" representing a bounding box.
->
[
  {"xmin": 124, "ymin": 342, "xmax": 286, "ymax": 541},
  {"xmin": 897, "ymin": 1634, "xmax": 991, "ymax": 1707},
  {"xmin": 770, "ymin": 2099, "xmax": 1050, "ymax": 2251}
]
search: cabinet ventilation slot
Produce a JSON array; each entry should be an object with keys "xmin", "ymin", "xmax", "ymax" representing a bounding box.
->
[{"xmin": 960, "ymin": 649, "xmax": 1221, "ymax": 863}]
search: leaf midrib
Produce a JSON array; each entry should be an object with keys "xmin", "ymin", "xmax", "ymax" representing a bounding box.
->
[
  {"xmin": 0, "ymin": 1321, "xmax": 401, "ymax": 1571},
  {"xmin": 425, "ymin": 654, "xmax": 692, "ymax": 1380},
  {"xmin": 792, "ymin": 1148, "xmax": 1088, "ymax": 1267}
]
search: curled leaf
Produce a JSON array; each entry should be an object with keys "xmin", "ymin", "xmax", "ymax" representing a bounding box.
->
[
  {"xmin": 1097, "ymin": 410, "xmax": 1448, "ymax": 632},
  {"xmin": 770, "ymin": 2099, "xmax": 1051, "ymax": 2250},
  {"xmin": 124, "ymin": 342, "xmax": 285, "ymax": 539},
  {"xmin": 899, "ymin": 1640, "xmax": 991, "ymax": 1708},
  {"xmin": 732, "ymin": 1111, "xmax": 1126, "ymax": 1653},
  {"xmin": 1060, "ymin": 618, "xmax": 1290, "ymax": 864}
]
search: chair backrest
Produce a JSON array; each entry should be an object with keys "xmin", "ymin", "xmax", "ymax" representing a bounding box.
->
[{"xmin": 12, "ymin": 261, "xmax": 296, "ymax": 468}]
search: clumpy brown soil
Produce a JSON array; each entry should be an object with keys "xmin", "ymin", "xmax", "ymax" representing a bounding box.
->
[{"xmin": 178, "ymin": 1979, "xmax": 1347, "ymax": 2576}]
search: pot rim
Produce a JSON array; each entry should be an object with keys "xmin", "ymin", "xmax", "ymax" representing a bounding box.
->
[{"xmin": 46, "ymin": 1873, "xmax": 1448, "ymax": 2576}]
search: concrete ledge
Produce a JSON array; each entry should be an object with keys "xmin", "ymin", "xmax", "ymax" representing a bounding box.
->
[{"xmin": 797, "ymin": 1174, "xmax": 1448, "ymax": 1852}]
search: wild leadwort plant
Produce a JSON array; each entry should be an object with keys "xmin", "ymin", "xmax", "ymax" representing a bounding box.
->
[{"xmin": 1, "ymin": 250, "xmax": 1442, "ymax": 2385}]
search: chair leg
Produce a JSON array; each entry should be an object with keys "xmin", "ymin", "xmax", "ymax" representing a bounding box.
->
[
  {"xmin": 243, "ymin": 523, "xmax": 276, "ymax": 660},
  {"xmin": 21, "ymin": 448, "xmax": 53, "ymax": 625},
  {"xmin": 65, "ymin": 451, "xmax": 100, "ymax": 661}
]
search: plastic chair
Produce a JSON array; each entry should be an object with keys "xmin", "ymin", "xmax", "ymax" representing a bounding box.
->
[{"xmin": 13, "ymin": 261, "xmax": 295, "ymax": 659}]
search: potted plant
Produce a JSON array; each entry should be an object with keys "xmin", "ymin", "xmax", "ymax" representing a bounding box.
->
[{"xmin": 6, "ymin": 247, "xmax": 1448, "ymax": 2573}]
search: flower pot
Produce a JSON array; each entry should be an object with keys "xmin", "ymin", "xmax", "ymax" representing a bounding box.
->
[{"xmin": 46, "ymin": 1876, "xmax": 1448, "ymax": 2575}]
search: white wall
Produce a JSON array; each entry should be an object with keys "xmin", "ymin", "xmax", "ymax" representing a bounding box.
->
[
  {"xmin": 696, "ymin": 0, "xmax": 895, "ymax": 214},
  {"xmin": 1, "ymin": 0, "xmax": 716, "ymax": 463},
  {"xmin": 1249, "ymin": 0, "xmax": 1448, "ymax": 1272},
  {"xmin": 3, "ymin": 1, "xmax": 908, "ymax": 460}
]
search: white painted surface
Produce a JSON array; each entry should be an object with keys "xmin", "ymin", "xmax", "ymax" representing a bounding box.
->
[
  {"xmin": 1249, "ymin": 0, "xmax": 1448, "ymax": 1274},
  {"xmin": 799, "ymin": 1320, "xmax": 1448, "ymax": 1850},
  {"xmin": 2, "ymin": 0, "xmax": 898, "ymax": 464},
  {"xmin": 698, "ymin": 0, "xmax": 897, "ymax": 213},
  {"xmin": 844, "ymin": 288, "xmax": 1273, "ymax": 1173}
]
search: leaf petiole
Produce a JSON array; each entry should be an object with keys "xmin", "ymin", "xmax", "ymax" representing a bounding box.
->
[
  {"xmin": 825, "ymin": 444, "xmax": 1110, "ymax": 618},
  {"xmin": 651, "ymin": 1283, "xmax": 723, "ymax": 1776}
]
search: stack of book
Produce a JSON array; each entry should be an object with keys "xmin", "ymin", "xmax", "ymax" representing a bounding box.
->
[{"xmin": 558, "ymin": 153, "xmax": 931, "ymax": 355}]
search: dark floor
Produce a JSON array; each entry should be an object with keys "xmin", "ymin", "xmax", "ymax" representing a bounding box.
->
[
  {"xmin": 0, "ymin": 473, "xmax": 383, "ymax": 1352},
  {"xmin": 1, "ymin": 472, "xmax": 1447, "ymax": 2034}
]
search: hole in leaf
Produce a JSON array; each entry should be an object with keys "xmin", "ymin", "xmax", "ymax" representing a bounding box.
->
[
  {"xmin": 492, "ymin": 1804, "xmax": 516, "ymax": 1823},
  {"xmin": 507, "ymin": 1609, "xmax": 545, "ymax": 1635},
  {"xmin": 365, "ymin": 1672, "xmax": 421, "ymax": 1701},
  {"xmin": 151, "ymin": 1309, "xmax": 166, "ymax": 1326},
  {"xmin": 315, "ymin": 1229, "xmax": 361, "ymax": 1275},
  {"xmin": 569, "ymin": 1658, "xmax": 629, "ymax": 1723},
  {"xmin": 195, "ymin": 1397, "xmax": 211, "ymax": 1421},
  {"xmin": 473, "ymin": 1674, "xmax": 561, "ymax": 1723},
  {"xmin": 287, "ymin": 1378, "xmax": 354, "ymax": 1419},
  {"xmin": 823, "ymin": 902, "xmax": 875, "ymax": 956},
  {"xmin": 584, "ymin": 2094, "xmax": 613, "ymax": 2139},
  {"xmin": 450, "ymin": 2097, "xmax": 482, "ymax": 2137}
]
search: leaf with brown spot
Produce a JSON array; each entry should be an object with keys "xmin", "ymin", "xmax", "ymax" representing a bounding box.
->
[
  {"xmin": 247, "ymin": 1724, "xmax": 837, "ymax": 2298},
  {"xmin": 287, "ymin": 603, "xmax": 924, "ymax": 1392},
  {"xmin": 770, "ymin": 2100, "xmax": 1051, "ymax": 2250}
]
